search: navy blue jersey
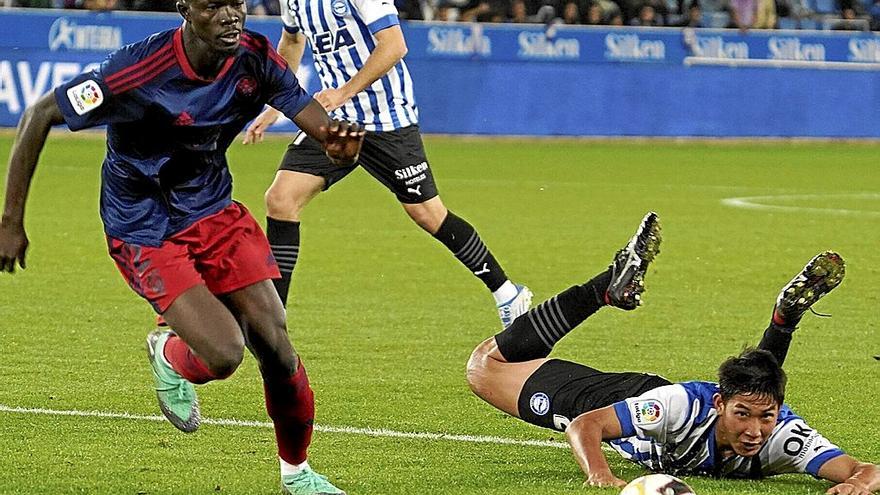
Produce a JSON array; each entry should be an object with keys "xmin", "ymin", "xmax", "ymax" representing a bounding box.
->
[
  {"xmin": 610, "ymin": 381, "xmax": 844, "ymax": 478},
  {"xmin": 55, "ymin": 27, "xmax": 312, "ymax": 246}
]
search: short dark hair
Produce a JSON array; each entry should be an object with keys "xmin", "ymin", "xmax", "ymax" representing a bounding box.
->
[{"xmin": 718, "ymin": 348, "xmax": 786, "ymax": 405}]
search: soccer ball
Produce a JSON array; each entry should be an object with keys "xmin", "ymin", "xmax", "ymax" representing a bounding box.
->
[{"xmin": 619, "ymin": 474, "xmax": 696, "ymax": 495}]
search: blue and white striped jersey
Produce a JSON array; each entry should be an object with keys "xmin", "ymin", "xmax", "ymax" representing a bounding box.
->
[
  {"xmin": 610, "ymin": 381, "xmax": 844, "ymax": 478},
  {"xmin": 279, "ymin": 0, "xmax": 418, "ymax": 131}
]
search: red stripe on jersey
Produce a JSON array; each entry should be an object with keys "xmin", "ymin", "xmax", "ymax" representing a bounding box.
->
[
  {"xmin": 267, "ymin": 48, "xmax": 288, "ymax": 70},
  {"xmin": 107, "ymin": 50, "xmax": 175, "ymax": 93},
  {"xmin": 239, "ymin": 37, "xmax": 257, "ymax": 52},
  {"xmin": 110, "ymin": 56, "xmax": 177, "ymax": 94},
  {"xmin": 105, "ymin": 44, "xmax": 173, "ymax": 85},
  {"xmin": 173, "ymin": 28, "xmax": 236, "ymax": 82},
  {"xmin": 240, "ymin": 32, "xmax": 288, "ymax": 70}
]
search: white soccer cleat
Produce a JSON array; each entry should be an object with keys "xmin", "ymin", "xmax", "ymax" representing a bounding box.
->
[{"xmin": 497, "ymin": 284, "xmax": 533, "ymax": 328}]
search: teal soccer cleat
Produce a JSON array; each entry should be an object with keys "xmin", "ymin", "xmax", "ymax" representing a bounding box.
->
[
  {"xmin": 146, "ymin": 330, "xmax": 201, "ymax": 433},
  {"xmin": 282, "ymin": 466, "xmax": 346, "ymax": 495}
]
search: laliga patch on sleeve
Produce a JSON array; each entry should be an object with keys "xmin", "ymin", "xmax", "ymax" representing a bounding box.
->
[
  {"xmin": 631, "ymin": 400, "xmax": 663, "ymax": 425},
  {"xmin": 66, "ymin": 80, "xmax": 104, "ymax": 115}
]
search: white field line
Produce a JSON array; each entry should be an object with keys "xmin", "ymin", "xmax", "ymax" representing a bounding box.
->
[
  {"xmin": 721, "ymin": 193, "xmax": 880, "ymax": 218},
  {"xmin": 0, "ymin": 403, "xmax": 570, "ymax": 450}
]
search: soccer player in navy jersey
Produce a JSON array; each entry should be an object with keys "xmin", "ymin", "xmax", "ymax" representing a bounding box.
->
[
  {"xmin": 466, "ymin": 213, "xmax": 879, "ymax": 494},
  {"xmin": 0, "ymin": 0, "xmax": 363, "ymax": 492},
  {"xmin": 241, "ymin": 0, "xmax": 532, "ymax": 328}
]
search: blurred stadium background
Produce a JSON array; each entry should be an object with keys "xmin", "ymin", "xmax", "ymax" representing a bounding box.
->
[{"xmin": 0, "ymin": 6, "xmax": 878, "ymax": 495}]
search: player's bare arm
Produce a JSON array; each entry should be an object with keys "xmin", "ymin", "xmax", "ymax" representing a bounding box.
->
[
  {"xmin": 291, "ymin": 100, "xmax": 365, "ymax": 165},
  {"xmin": 313, "ymin": 25, "xmax": 407, "ymax": 112},
  {"xmin": 0, "ymin": 93, "xmax": 64, "ymax": 273},
  {"xmin": 566, "ymin": 406, "xmax": 628, "ymax": 488},
  {"xmin": 243, "ymin": 30, "xmax": 308, "ymax": 144},
  {"xmin": 820, "ymin": 455, "xmax": 880, "ymax": 495}
]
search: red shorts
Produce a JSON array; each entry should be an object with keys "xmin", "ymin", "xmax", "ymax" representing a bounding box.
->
[{"xmin": 107, "ymin": 202, "xmax": 280, "ymax": 313}]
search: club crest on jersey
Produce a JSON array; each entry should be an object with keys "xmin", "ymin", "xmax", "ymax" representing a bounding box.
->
[
  {"xmin": 66, "ymin": 79, "xmax": 103, "ymax": 115},
  {"xmin": 235, "ymin": 76, "xmax": 259, "ymax": 99},
  {"xmin": 632, "ymin": 400, "xmax": 662, "ymax": 425},
  {"xmin": 331, "ymin": 0, "xmax": 349, "ymax": 16},
  {"xmin": 529, "ymin": 392, "xmax": 550, "ymax": 416}
]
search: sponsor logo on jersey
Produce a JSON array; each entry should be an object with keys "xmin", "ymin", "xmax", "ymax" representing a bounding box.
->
[
  {"xmin": 66, "ymin": 79, "xmax": 103, "ymax": 115},
  {"xmin": 530, "ymin": 392, "xmax": 550, "ymax": 416},
  {"xmin": 782, "ymin": 422, "xmax": 818, "ymax": 459},
  {"xmin": 394, "ymin": 161, "xmax": 428, "ymax": 180},
  {"xmin": 632, "ymin": 400, "xmax": 662, "ymax": 424},
  {"xmin": 331, "ymin": 0, "xmax": 349, "ymax": 17},
  {"xmin": 49, "ymin": 18, "xmax": 122, "ymax": 52},
  {"xmin": 314, "ymin": 28, "xmax": 356, "ymax": 54}
]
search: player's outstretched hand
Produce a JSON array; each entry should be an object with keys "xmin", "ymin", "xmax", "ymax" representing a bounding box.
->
[
  {"xmin": 322, "ymin": 120, "xmax": 365, "ymax": 166},
  {"xmin": 0, "ymin": 222, "xmax": 28, "ymax": 273},
  {"xmin": 243, "ymin": 107, "xmax": 281, "ymax": 144},
  {"xmin": 586, "ymin": 471, "xmax": 627, "ymax": 488},
  {"xmin": 827, "ymin": 481, "xmax": 873, "ymax": 495}
]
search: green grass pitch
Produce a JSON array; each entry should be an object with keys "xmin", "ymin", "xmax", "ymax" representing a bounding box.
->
[{"xmin": 0, "ymin": 133, "xmax": 878, "ymax": 494}]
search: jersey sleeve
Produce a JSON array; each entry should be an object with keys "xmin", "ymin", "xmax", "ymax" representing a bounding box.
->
[
  {"xmin": 761, "ymin": 416, "xmax": 845, "ymax": 476},
  {"xmin": 349, "ymin": 0, "xmax": 400, "ymax": 35},
  {"xmin": 612, "ymin": 384, "xmax": 692, "ymax": 443},
  {"xmin": 53, "ymin": 48, "xmax": 146, "ymax": 131},
  {"xmin": 261, "ymin": 38, "xmax": 313, "ymax": 120},
  {"xmin": 279, "ymin": 0, "xmax": 299, "ymax": 33}
]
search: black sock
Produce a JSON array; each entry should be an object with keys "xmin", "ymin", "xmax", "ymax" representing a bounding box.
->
[
  {"xmin": 758, "ymin": 322, "xmax": 795, "ymax": 367},
  {"xmin": 267, "ymin": 217, "xmax": 300, "ymax": 307},
  {"xmin": 432, "ymin": 211, "xmax": 507, "ymax": 292},
  {"xmin": 494, "ymin": 270, "xmax": 611, "ymax": 362}
]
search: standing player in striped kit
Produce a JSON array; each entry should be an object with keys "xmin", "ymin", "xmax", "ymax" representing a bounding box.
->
[{"xmin": 243, "ymin": 0, "xmax": 532, "ymax": 328}]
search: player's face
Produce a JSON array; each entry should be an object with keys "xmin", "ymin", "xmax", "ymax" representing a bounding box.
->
[
  {"xmin": 713, "ymin": 393, "xmax": 780, "ymax": 457},
  {"xmin": 185, "ymin": 0, "xmax": 246, "ymax": 53}
]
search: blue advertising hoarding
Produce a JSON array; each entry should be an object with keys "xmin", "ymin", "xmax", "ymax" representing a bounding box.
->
[{"xmin": 0, "ymin": 9, "xmax": 878, "ymax": 137}]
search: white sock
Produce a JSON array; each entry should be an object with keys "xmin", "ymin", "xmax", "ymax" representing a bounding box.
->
[
  {"xmin": 492, "ymin": 280, "xmax": 518, "ymax": 305},
  {"xmin": 280, "ymin": 458, "xmax": 310, "ymax": 476}
]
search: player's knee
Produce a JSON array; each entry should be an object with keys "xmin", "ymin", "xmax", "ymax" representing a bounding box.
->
[
  {"xmin": 206, "ymin": 341, "xmax": 245, "ymax": 379},
  {"xmin": 466, "ymin": 339, "xmax": 494, "ymax": 398},
  {"xmin": 404, "ymin": 202, "xmax": 446, "ymax": 233},
  {"xmin": 265, "ymin": 185, "xmax": 308, "ymax": 219}
]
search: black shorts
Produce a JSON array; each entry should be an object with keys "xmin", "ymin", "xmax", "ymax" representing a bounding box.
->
[
  {"xmin": 518, "ymin": 359, "xmax": 671, "ymax": 432},
  {"xmin": 278, "ymin": 124, "xmax": 439, "ymax": 204}
]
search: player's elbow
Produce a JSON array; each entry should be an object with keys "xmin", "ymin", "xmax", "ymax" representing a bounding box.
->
[
  {"xmin": 19, "ymin": 93, "xmax": 62, "ymax": 134},
  {"xmin": 566, "ymin": 412, "xmax": 604, "ymax": 444}
]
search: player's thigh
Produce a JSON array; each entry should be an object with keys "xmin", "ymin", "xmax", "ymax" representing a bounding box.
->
[
  {"xmin": 163, "ymin": 284, "xmax": 245, "ymax": 368},
  {"xmin": 358, "ymin": 125, "xmax": 440, "ymax": 204},
  {"xmin": 518, "ymin": 360, "xmax": 672, "ymax": 432},
  {"xmin": 277, "ymin": 131, "xmax": 357, "ymax": 193},
  {"xmin": 223, "ymin": 280, "xmax": 296, "ymax": 374}
]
